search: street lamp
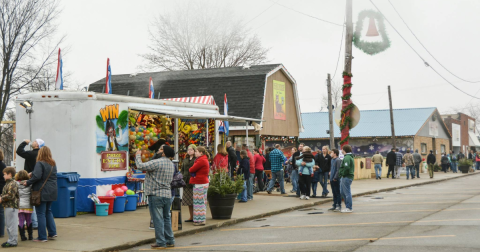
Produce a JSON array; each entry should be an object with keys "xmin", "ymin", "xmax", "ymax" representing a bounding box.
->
[{"xmin": 19, "ymin": 100, "xmax": 33, "ymax": 149}]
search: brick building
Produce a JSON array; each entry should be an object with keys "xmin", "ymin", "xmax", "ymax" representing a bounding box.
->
[
  {"xmin": 442, "ymin": 113, "xmax": 480, "ymax": 154},
  {"xmin": 300, "ymin": 107, "xmax": 451, "ymax": 162}
]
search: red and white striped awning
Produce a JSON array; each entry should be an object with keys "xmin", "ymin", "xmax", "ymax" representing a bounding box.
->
[{"xmin": 163, "ymin": 95, "xmax": 216, "ymax": 105}]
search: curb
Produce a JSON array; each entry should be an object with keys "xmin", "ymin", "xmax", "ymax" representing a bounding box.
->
[{"xmin": 94, "ymin": 172, "xmax": 479, "ymax": 252}]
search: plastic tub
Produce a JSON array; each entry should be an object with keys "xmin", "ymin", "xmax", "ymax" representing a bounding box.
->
[
  {"xmin": 95, "ymin": 196, "xmax": 115, "ymax": 215},
  {"xmin": 95, "ymin": 203, "xmax": 109, "ymax": 216},
  {"xmin": 113, "ymin": 195, "xmax": 127, "ymax": 213},
  {"xmin": 125, "ymin": 194, "xmax": 138, "ymax": 211}
]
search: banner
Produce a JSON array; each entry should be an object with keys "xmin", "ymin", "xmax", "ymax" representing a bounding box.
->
[{"xmin": 273, "ymin": 80, "xmax": 286, "ymax": 120}]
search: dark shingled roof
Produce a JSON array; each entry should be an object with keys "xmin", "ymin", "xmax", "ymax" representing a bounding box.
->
[{"xmin": 88, "ymin": 64, "xmax": 283, "ymax": 125}]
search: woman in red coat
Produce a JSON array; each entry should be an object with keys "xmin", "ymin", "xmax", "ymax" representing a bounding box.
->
[
  {"xmin": 253, "ymin": 149, "xmax": 266, "ymax": 191},
  {"xmin": 189, "ymin": 146, "xmax": 210, "ymax": 226},
  {"xmin": 212, "ymin": 144, "xmax": 229, "ymax": 173}
]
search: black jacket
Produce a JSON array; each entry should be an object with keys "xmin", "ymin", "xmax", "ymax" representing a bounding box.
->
[
  {"xmin": 264, "ymin": 154, "xmax": 271, "ymax": 170},
  {"xmin": 314, "ymin": 153, "xmax": 332, "ymax": 173},
  {"xmin": 291, "ymin": 151, "xmax": 301, "ymax": 170},
  {"xmin": 427, "ymin": 153, "xmax": 436, "ymax": 165},
  {"xmin": 441, "ymin": 156, "xmax": 449, "ymax": 165},
  {"xmin": 457, "ymin": 153, "xmax": 465, "ymax": 160},
  {"xmin": 238, "ymin": 158, "xmax": 250, "ymax": 180},
  {"xmin": 386, "ymin": 151, "xmax": 397, "ymax": 166},
  {"xmin": 468, "ymin": 153, "xmax": 473, "ymax": 160},
  {"xmin": 16, "ymin": 141, "xmax": 39, "ymax": 173},
  {"xmin": 227, "ymin": 146, "xmax": 237, "ymax": 171},
  {"xmin": 26, "ymin": 161, "xmax": 58, "ymax": 202},
  {"xmin": 0, "ymin": 161, "xmax": 5, "ymax": 192}
]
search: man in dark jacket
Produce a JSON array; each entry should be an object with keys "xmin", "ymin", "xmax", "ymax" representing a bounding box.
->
[
  {"xmin": 16, "ymin": 139, "xmax": 43, "ymax": 173},
  {"xmin": 291, "ymin": 143, "xmax": 304, "ymax": 197},
  {"xmin": 226, "ymin": 141, "xmax": 237, "ymax": 177},
  {"xmin": 427, "ymin": 150, "xmax": 436, "ymax": 178},
  {"xmin": 386, "ymin": 148, "xmax": 396, "ymax": 179},
  {"xmin": 314, "ymin": 146, "xmax": 332, "ymax": 198},
  {"xmin": 328, "ymin": 149, "xmax": 342, "ymax": 211}
]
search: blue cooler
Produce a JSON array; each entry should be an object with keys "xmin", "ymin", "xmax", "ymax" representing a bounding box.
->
[
  {"xmin": 125, "ymin": 194, "xmax": 138, "ymax": 211},
  {"xmin": 113, "ymin": 195, "xmax": 127, "ymax": 213},
  {"xmin": 52, "ymin": 172, "xmax": 81, "ymax": 218}
]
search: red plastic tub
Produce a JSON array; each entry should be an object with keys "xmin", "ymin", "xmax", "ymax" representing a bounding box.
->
[{"xmin": 95, "ymin": 196, "xmax": 115, "ymax": 215}]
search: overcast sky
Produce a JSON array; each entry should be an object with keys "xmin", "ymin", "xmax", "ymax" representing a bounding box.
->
[{"xmin": 57, "ymin": 0, "xmax": 480, "ymax": 114}]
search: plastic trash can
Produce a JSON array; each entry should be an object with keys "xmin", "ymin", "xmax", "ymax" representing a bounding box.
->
[
  {"xmin": 95, "ymin": 203, "xmax": 109, "ymax": 216},
  {"xmin": 125, "ymin": 194, "xmax": 138, "ymax": 211},
  {"xmin": 113, "ymin": 195, "xmax": 127, "ymax": 213},
  {"xmin": 51, "ymin": 172, "xmax": 81, "ymax": 218},
  {"xmin": 95, "ymin": 196, "xmax": 115, "ymax": 215}
]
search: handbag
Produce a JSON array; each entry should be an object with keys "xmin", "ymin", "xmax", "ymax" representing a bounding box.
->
[
  {"xmin": 171, "ymin": 170, "xmax": 186, "ymax": 189},
  {"xmin": 30, "ymin": 162, "xmax": 53, "ymax": 207}
]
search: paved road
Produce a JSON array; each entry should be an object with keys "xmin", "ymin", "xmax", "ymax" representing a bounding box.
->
[{"xmin": 127, "ymin": 175, "xmax": 480, "ymax": 252}]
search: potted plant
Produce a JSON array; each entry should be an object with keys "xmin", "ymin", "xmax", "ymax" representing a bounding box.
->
[
  {"xmin": 207, "ymin": 169, "xmax": 244, "ymax": 219},
  {"xmin": 458, "ymin": 158, "xmax": 473, "ymax": 174}
]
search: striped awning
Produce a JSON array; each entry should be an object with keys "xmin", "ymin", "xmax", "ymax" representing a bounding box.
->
[{"xmin": 163, "ymin": 95, "xmax": 216, "ymax": 105}]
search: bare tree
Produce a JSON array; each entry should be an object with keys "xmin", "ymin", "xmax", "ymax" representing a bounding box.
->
[
  {"xmin": 140, "ymin": 2, "xmax": 269, "ymax": 71},
  {"xmin": 321, "ymin": 81, "xmax": 343, "ymax": 111},
  {"xmin": 0, "ymin": 0, "xmax": 64, "ymax": 129}
]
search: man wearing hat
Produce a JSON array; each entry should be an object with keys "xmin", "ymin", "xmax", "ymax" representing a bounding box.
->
[
  {"xmin": 135, "ymin": 145, "xmax": 175, "ymax": 249},
  {"xmin": 16, "ymin": 138, "xmax": 44, "ymax": 230},
  {"xmin": 427, "ymin": 150, "xmax": 436, "ymax": 179}
]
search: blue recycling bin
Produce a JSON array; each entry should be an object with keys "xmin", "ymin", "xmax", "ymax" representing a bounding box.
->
[{"xmin": 51, "ymin": 172, "xmax": 81, "ymax": 218}]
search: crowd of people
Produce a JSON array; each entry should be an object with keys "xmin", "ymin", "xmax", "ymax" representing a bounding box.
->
[{"xmin": 0, "ymin": 139, "xmax": 58, "ymax": 248}]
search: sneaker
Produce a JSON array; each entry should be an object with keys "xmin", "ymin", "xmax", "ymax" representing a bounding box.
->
[
  {"xmin": 48, "ymin": 235, "xmax": 58, "ymax": 240},
  {"xmin": 1, "ymin": 242, "xmax": 17, "ymax": 248},
  {"xmin": 33, "ymin": 239, "xmax": 48, "ymax": 242},
  {"xmin": 334, "ymin": 207, "xmax": 341, "ymax": 212},
  {"xmin": 341, "ymin": 208, "xmax": 353, "ymax": 213},
  {"xmin": 328, "ymin": 207, "xmax": 336, "ymax": 211},
  {"xmin": 290, "ymin": 190, "xmax": 294, "ymax": 193},
  {"xmin": 267, "ymin": 191, "xmax": 272, "ymax": 194},
  {"xmin": 300, "ymin": 195, "xmax": 306, "ymax": 200},
  {"xmin": 167, "ymin": 243, "xmax": 175, "ymax": 248},
  {"xmin": 305, "ymin": 196, "xmax": 310, "ymax": 200}
]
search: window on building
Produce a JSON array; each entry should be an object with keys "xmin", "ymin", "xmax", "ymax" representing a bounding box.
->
[
  {"xmin": 421, "ymin": 143, "xmax": 427, "ymax": 154},
  {"xmin": 441, "ymin": 144, "xmax": 446, "ymax": 154}
]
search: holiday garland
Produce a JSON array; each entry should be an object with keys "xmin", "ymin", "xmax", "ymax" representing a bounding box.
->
[
  {"xmin": 353, "ymin": 10, "xmax": 391, "ymax": 55},
  {"xmin": 340, "ymin": 71, "xmax": 353, "ymax": 146}
]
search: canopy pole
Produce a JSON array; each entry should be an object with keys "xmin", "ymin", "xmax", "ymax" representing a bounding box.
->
[
  {"xmin": 246, "ymin": 121, "xmax": 249, "ymax": 147},
  {"xmin": 174, "ymin": 118, "xmax": 179, "ymax": 161},
  {"xmin": 214, "ymin": 120, "xmax": 219, "ymax": 155}
]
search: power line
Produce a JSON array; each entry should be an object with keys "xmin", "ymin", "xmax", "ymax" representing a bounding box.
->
[
  {"xmin": 387, "ymin": 0, "xmax": 480, "ymax": 83},
  {"xmin": 270, "ymin": 0, "xmax": 344, "ymax": 27},
  {"xmin": 369, "ymin": 0, "xmax": 480, "ymax": 100},
  {"xmin": 245, "ymin": 0, "xmax": 279, "ymax": 26},
  {"xmin": 332, "ymin": 15, "xmax": 346, "ymax": 80}
]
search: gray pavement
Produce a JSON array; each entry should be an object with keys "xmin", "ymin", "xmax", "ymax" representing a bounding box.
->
[{"xmin": 126, "ymin": 174, "xmax": 480, "ymax": 252}]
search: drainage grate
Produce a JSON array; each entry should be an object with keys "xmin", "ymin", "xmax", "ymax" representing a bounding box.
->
[
  {"xmin": 372, "ymin": 197, "xmax": 384, "ymax": 199},
  {"xmin": 261, "ymin": 225, "xmax": 271, "ymax": 227},
  {"xmin": 298, "ymin": 208, "xmax": 314, "ymax": 211},
  {"xmin": 308, "ymin": 212, "xmax": 324, "ymax": 215},
  {"xmin": 191, "ymin": 242, "xmax": 201, "ymax": 245},
  {"xmin": 254, "ymin": 218, "xmax": 267, "ymax": 222}
]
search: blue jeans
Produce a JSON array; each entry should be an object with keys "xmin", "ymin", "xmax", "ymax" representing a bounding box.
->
[
  {"xmin": 311, "ymin": 182, "xmax": 318, "ymax": 196},
  {"xmin": 406, "ymin": 165, "xmax": 415, "ymax": 179},
  {"xmin": 247, "ymin": 174, "xmax": 254, "ymax": 200},
  {"xmin": 36, "ymin": 201, "xmax": 57, "ymax": 241},
  {"xmin": 374, "ymin": 164, "xmax": 382, "ymax": 178},
  {"xmin": 330, "ymin": 180, "xmax": 341, "ymax": 208},
  {"xmin": 451, "ymin": 162, "xmax": 457, "ymax": 173},
  {"xmin": 148, "ymin": 196, "xmax": 175, "ymax": 247},
  {"xmin": 267, "ymin": 170, "xmax": 285, "ymax": 194},
  {"xmin": 31, "ymin": 206, "xmax": 38, "ymax": 228},
  {"xmin": 239, "ymin": 181, "xmax": 247, "ymax": 202},
  {"xmin": 290, "ymin": 170, "xmax": 299, "ymax": 192},
  {"xmin": 319, "ymin": 172, "xmax": 329, "ymax": 195},
  {"xmin": 0, "ymin": 203, "xmax": 4, "ymax": 236},
  {"xmin": 414, "ymin": 163, "xmax": 420, "ymax": 178},
  {"xmin": 340, "ymin": 177, "xmax": 353, "ymax": 210},
  {"xmin": 476, "ymin": 162, "xmax": 480, "ymax": 171}
]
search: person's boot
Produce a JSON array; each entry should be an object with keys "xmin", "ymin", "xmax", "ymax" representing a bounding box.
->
[
  {"xmin": 27, "ymin": 224, "xmax": 33, "ymax": 240},
  {"xmin": 19, "ymin": 225, "xmax": 27, "ymax": 241}
]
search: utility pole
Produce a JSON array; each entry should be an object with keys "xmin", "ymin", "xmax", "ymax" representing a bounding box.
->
[
  {"xmin": 340, "ymin": 0, "xmax": 353, "ymax": 147},
  {"xmin": 327, "ymin": 74, "xmax": 335, "ymax": 149},
  {"xmin": 388, "ymin": 85, "xmax": 396, "ymax": 148}
]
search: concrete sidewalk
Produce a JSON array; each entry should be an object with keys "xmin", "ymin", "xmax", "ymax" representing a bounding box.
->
[{"xmin": 3, "ymin": 171, "xmax": 478, "ymax": 252}]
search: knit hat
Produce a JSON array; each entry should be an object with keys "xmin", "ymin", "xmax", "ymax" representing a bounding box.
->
[
  {"xmin": 163, "ymin": 145, "xmax": 175, "ymax": 158},
  {"xmin": 188, "ymin": 144, "xmax": 197, "ymax": 151},
  {"xmin": 36, "ymin": 139, "xmax": 45, "ymax": 148}
]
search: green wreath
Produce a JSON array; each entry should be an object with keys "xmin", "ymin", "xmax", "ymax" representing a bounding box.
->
[{"xmin": 353, "ymin": 10, "xmax": 391, "ymax": 55}]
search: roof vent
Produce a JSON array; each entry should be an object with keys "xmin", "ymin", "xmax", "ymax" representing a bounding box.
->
[
  {"xmin": 242, "ymin": 65, "xmax": 250, "ymax": 70},
  {"xmin": 129, "ymin": 73, "xmax": 138, "ymax": 77}
]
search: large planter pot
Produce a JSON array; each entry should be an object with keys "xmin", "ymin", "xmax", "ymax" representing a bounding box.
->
[
  {"xmin": 459, "ymin": 165, "xmax": 470, "ymax": 174},
  {"xmin": 207, "ymin": 193, "xmax": 236, "ymax": 219}
]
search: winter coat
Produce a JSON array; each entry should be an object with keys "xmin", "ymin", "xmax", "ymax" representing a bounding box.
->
[
  {"xmin": 16, "ymin": 141, "xmax": 39, "ymax": 173},
  {"xmin": 1, "ymin": 179, "xmax": 18, "ymax": 209},
  {"xmin": 372, "ymin": 154, "xmax": 383, "ymax": 164},
  {"xmin": 441, "ymin": 156, "xmax": 450, "ymax": 165},
  {"xmin": 247, "ymin": 150, "xmax": 255, "ymax": 174},
  {"xmin": 314, "ymin": 153, "xmax": 332, "ymax": 173},
  {"xmin": 427, "ymin": 153, "xmax": 436, "ymax": 165},
  {"xmin": 386, "ymin": 151, "xmax": 397, "ymax": 166},
  {"xmin": 238, "ymin": 158, "xmax": 250, "ymax": 181},
  {"xmin": 339, "ymin": 153, "xmax": 355, "ymax": 180},
  {"xmin": 227, "ymin": 146, "xmax": 237, "ymax": 172},
  {"xmin": 181, "ymin": 156, "xmax": 196, "ymax": 189},
  {"xmin": 330, "ymin": 158, "xmax": 342, "ymax": 181},
  {"xmin": 189, "ymin": 155, "xmax": 210, "ymax": 185},
  {"xmin": 291, "ymin": 151, "xmax": 301, "ymax": 170},
  {"xmin": 26, "ymin": 161, "xmax": 58, "ymax": 202},
  {"xmin": 413, "ymin": 152, "xmax": 422, "ymax": 164},
  {"xmin": 264, "ymin": 153, "xmax": 271, "ymax": 170},
  {"xmin": 254, "ymin": 153, "xmax": 266, "ymax": 171},
  {"xmin": 403, "ymin": 153, "xmax": 415, "ymax": 166},
  {"xmin": 295, "ymin": 158, "xmax": 314, "ymax": 175},
  {"xmin": 212, "ymin": 153, "xmax": 229, "ymax": 172},
  {"xmin": 16, "ymin": 180, "xmax": 32, "ymax": 209},
  {"xmin": 0, "ymin": 161, "xmax": 5, "ymax": 193}
]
